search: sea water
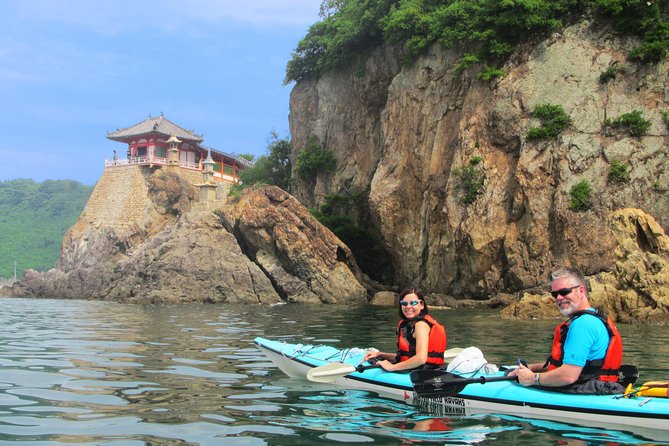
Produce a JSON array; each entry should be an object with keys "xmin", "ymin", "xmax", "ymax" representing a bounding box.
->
[{"xmin": 0, "ymin": 297, "xmax": 666, "ymax": 445}]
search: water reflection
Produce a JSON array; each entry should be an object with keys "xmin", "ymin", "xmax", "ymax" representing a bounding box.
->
[
  {"xmin": 0, "ymin": 298, "xmax": 666, "ymax": 445},
  {"xmin": 253, "ymin": 375, "xmax": 666, "ymax": 445}
]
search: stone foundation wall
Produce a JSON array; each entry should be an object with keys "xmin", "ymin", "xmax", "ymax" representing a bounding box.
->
[
  {"xmin": 81, "ymin": 166, "xmax": 234, "ymax": 229},
  {"xmin": 81, "ymin": 165, "xmax": 150, "ymax": 229}
]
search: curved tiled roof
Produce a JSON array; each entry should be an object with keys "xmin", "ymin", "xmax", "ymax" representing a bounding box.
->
[
  {"xmin": 107, "ymin": 114, "xmax": 203, "ymax": 142},
  {"xmin": 203, "ymin": 146, "xmax": 254, "ymax": 168}
]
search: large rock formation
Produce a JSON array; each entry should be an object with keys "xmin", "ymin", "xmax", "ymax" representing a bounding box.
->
[
  {"xmin": 2, "ymin": 169, "xmax": 372, "ymax": 304},
  {"xmin": 288, "ymin": 21, "xmax": 669, "ymax": 306},
  {"xmin": 501, "ymin": 208, "xmax": 669, "ymax": 324},
  {"xmin": 219, "ymin": 186, "xmax": 369, "ymax": 304},
  {"xmin": 3, "ymin": 20, "xmax": 668, "ymax": 323}
]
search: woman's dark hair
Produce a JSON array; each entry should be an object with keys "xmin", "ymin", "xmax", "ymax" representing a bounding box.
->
[{"xmin": 397, "ymin": 287, "xmax": 428, "ymax": 319}]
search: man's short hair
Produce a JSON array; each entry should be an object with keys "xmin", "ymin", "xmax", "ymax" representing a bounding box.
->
[{"xmin": 550, "ymin": 267, "xmax": 587, "ymax": 289}]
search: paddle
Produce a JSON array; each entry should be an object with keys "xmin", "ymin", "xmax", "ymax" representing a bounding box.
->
[
  {"xmin": 411, "ymin": 369, "xmax": 518, "ymax": 398},
  {"xmin": 306, "ymin": 347, "xmax": 466, "ymax": 383},
  {"xmin": 307, "ymin": 362, "xmax": 378, "ymax": 383}
]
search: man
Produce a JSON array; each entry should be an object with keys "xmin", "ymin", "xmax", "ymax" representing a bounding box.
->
[{"xmin": 509, "ymin": 267, "xmax": 625, "ymax": 394}]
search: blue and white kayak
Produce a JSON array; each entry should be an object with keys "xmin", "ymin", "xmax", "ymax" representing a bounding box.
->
[{"xmin": 254, "ymin": 337, "xmax": 669, "ymax": 439}]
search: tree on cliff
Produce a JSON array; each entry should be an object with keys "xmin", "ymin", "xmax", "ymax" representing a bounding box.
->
[
  {"xmin": 231, "ymin": 132, "xmax": 292, "ymax": 194},
  {"xmin": 286, "ymin": 0, "xmax": 668, "ymax": 83}
]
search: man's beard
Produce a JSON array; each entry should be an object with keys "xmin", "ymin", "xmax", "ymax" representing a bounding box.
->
[{"xmin": 558, "ymin": 301, "xmax": 576, "ymax": 317}]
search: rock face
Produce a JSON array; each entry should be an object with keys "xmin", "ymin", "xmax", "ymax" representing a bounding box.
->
[
  {"xmin": 288, "ymin": 21, "xmax": 669, "ymax": 309},
  {"xmin": 219, "ymin": 186, "xmax": 370, "ymax": 304},
  {"xmin": 501, "ymin": 208, "xmax": 669, "ymax": 324},
  {"xmin": 1, "ymin": 170, "xmax": 371, "ymax": 304}
]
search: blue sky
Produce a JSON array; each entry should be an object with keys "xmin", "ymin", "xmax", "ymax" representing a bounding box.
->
[{"xmin": 0, "ymin": 0, "xmax": 321, "ymax": 185}]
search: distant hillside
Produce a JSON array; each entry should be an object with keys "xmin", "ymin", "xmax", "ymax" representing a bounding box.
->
[{"xmin": 0, "ymin": 179, "xmax": 93, "ymax": 279}]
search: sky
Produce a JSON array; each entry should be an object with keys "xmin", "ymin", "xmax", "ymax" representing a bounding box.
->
[{"xmin": 0, "ymin": 0, "xmax": 322, "ymax": 185}]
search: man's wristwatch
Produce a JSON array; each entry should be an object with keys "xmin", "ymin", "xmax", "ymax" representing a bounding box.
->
[{"xmin": 533, "ymin": 373, "xmax": 541, "ymax": 385}]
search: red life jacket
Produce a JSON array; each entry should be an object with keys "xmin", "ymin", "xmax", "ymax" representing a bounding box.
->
[
  {"xmin": 396, "ymin": 314, "xmax": 447, "ymax": 367},
  {"xmin": 545, "ymin": 310, "xmax": 623, "ymax": 382}
]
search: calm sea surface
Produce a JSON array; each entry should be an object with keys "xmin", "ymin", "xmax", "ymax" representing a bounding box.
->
[{"xmin": 0, "ymin": 297, "xmax": 667, "ymax": 445}]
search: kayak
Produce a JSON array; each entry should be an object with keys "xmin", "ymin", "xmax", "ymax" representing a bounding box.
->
[{"xmin": 254, "ymin": 336, "xmax": 669, "ymax": 440}]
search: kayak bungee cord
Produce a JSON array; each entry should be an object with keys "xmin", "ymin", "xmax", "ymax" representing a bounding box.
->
[{"xmin": 277, "ymin": 341, "xmax": 366, "ymax": 364}]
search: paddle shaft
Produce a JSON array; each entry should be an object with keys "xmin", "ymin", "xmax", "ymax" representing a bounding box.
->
[
  {"xmin": 354, "ymin": 363, "xmax": 379, "ymax": 373},
  {"xmin": 306, "ymin": 362, "xmax": 380, "ymax": 382},
  {"xmin": 307, "ymin": 346, "xmax": 465, "ymax": 383},
  {"xmin": 457, "ymin": 375, "xmax": 518, "ymax": 385}
]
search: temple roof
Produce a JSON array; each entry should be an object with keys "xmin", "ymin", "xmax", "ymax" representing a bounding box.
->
[
  {"xmin": 204, "ymin": 147, "xmax": 254, "ymax": 168},
  {"xmin": 107, "ymin": 114, "xmax": 203, "ymax": 142}
]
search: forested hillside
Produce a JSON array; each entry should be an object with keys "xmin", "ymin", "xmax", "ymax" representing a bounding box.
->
[{"xmin": 0, "ymin": 179, "xmax": 93, "ymax": 279}]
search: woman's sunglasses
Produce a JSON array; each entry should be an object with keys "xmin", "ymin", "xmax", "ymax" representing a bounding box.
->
[
  {"xmin": 400, "ymin": 300, "xmax": 421, "ymax": 307},
  {"xmin": 550, "ymin": 285, "xmax": 580, "ymax": 298}
]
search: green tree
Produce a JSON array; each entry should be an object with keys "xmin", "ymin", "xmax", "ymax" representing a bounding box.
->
[
  {"xmin": 285, "ymin": 0, "xmax": 396, "ymax": 83},
  {"xmin": 454, "ymin": 156, "xmax": 485, "ymax": 205},
  {"xmin": 230, "ymin": 132, "xmax": 292, "ymax": 195},
  {"xmin": 285, "ymin": 0, "xmax": 668, "ymax": 83},
  {"xmin": 294, "ymin": 138, "xmax": 337, "ymax": 179}
]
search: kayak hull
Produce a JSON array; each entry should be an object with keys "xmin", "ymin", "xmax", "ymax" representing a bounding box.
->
[{"xmin": 254, "ymin": 337, "xmax": 669, "ymax": 438}]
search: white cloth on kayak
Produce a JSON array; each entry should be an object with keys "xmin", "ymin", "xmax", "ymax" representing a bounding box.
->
[{"xmin": 447, "ymin": 346, "xmax": 497, "ymax": 374}]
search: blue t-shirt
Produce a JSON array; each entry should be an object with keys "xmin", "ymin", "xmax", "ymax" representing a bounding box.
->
[{"xmin": 561, "ymin": 311, "xmax": 609, "ymax": 367}]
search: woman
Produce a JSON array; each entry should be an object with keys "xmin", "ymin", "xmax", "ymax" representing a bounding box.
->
[{"xmin": 362, "ymin": 287, "xmax": 447, "ymax": 371}]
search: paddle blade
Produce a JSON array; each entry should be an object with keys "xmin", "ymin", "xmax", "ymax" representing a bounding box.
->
[
  {"xmin": 410, "ymin": 370, "xmax": 467, "ymax": 397},
  {"xmin": 306, "ymin": 363, "xmax": 356, "ymax": 383},
  {"xmin": 411, "ymin": 369, "xmax": 518, "ymax": 398}
]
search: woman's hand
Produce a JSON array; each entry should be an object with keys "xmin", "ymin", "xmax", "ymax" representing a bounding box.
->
[
  {"xmin": 377, "ymin": 360, "xmax": 396, "ymax": 371},
  {"xmin": 361, "ymin": 350, "xmax": 379, "ymax": 364}
]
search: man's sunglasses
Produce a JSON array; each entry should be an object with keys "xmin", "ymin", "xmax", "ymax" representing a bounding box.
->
[
  {"xmin": 400, "ymin": 300, "xmax": 421, "ymax": 307},
  {"xmin": 550, "ymin": 285, "xmax": 580, "ymax": 298}
]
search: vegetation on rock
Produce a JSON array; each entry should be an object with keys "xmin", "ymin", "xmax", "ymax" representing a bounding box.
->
[
  {"xmin": 608, "ymin": 160, "xmax": 631, "ymax": 184},
  {"xmin": 0, "ymin": 179, "xmax": 93, "ymax": 279},
  {"xmin": 570, "ymin": 179, "xmax": 593, "ymax": 211},
  {"xmin": 660, "ymin": 110, "xmax": 669, "ymax": 130},
  {"xmin": 286, "ymin": 0, "xmax": 669, "ymax": 83},
  {"xmin": 605, "ymin": 110, "xmax": 652, "ymax": 137},
  {"xmin": 294, "ymin": 137, "xmax": 337, "ymax": 179},
  {"xmin": 454, "ymin": 156, "xmax": 486, "ymax": 205},
  {"xmin": 526, "ymin": 103, "xmax": 572, "ymax": 141},
  {"xmin": 599, "ymin": 64, "xmax": 621, "ymax": 83}
]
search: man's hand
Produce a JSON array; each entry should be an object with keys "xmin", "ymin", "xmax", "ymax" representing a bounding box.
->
[{"xmin": 508, "ymin": 362, "xmax": 535, "ymax": 386}]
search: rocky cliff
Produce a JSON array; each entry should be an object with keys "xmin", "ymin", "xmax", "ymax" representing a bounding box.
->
[
  {"xmin": 288, "ymin": 20, "xmax": 669, "ymax": 318},
  {"xmin": 3, "ymin": 20, "xmax": 668, "ymax": 322},
  {"xmin": 1, "ymin": 168, "xmax": 373, "ymax": 304}
]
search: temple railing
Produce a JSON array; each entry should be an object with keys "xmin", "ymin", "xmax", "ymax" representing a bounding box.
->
[{"xmin": 104, "ymin": 157, "xmax": 239, "ymax": 182}]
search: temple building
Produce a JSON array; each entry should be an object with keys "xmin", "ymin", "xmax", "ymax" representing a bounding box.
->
[{"xmin": 106, "ymin": 114, "xmax": 251, "ymax": 183}]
